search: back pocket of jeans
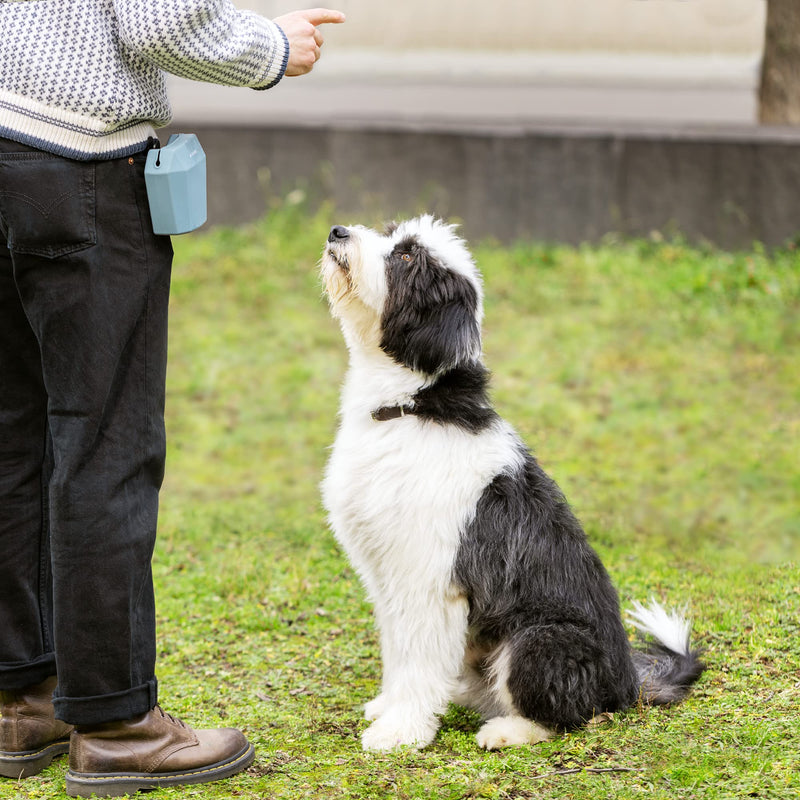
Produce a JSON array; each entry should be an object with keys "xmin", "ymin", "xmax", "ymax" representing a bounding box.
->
[{"xmin": 0, "ymin": 152, "xmax": 96, "ymax": 259}]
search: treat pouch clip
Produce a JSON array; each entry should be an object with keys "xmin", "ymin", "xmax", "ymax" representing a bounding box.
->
[{"xmin": 144, "ymin": 134, "xmax": 207, "ymax": 235}]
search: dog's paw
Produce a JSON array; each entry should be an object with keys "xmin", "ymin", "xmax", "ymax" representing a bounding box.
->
[
  {"xmin": 364, "ymin": 694, "xmax": 388, "ymax": 721},
  {"xmin": 476, "ymin": 716, "xmax": 552, "ymax": 750},
  {"xmin": 361, "ymin": 712, "xmax": 438, "ymax": 752}
]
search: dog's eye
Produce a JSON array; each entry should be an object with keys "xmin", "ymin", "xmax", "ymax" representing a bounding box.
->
[{"xmin": 400, "ymin": 253, "xmax": 412, "ymax": 262}]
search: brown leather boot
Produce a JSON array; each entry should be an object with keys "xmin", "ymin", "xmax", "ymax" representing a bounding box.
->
[
  {"xmin": 0, "ymin": 676, "xmax": 73, "ymax": 778},
  {"xmin": 65, "ymin": 705, "xmax": 254, "ymax": 797}
]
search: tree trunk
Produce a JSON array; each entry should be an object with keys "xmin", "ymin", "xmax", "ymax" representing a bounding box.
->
[{"xmin": 759, "ymin": 0, "xmax": 800, "ymax": 124}]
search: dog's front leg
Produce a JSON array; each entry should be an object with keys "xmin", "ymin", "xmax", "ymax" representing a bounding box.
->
[
  {"xmin": 363, "ymin": 614, "xmax": 395, "ymax": 722},
  {"xmin": 364, "ymin": 600, "xmax": 431, "ymax": 722},
  {"xmin": 361, "ymin": 589, "xmax": 468, "ymax": 752}
]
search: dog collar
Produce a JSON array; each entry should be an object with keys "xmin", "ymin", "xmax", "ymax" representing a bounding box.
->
[{"xmin": 371, "ymin": 405, "xmax": 416, "ymax": 422}]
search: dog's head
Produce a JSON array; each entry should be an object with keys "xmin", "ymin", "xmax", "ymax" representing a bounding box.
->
[{"xmin": 321, "ymin": 215, "xmax": 483, "ymax": 375}]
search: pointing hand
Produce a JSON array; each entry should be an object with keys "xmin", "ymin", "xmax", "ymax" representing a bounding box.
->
[{"xmin": 274, "ymin": 8, "xmax": 346, "ymax": 77}]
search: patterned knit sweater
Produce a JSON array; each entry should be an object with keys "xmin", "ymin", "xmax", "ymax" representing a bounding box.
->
[{"xmin": 0, "ymin": 0, "xmax": 289, "ymax": 160}]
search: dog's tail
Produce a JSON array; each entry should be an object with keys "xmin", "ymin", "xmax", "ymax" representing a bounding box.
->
[{"xmin": 627, "ymin": 599, "xmax": 705, "ymax": 705}]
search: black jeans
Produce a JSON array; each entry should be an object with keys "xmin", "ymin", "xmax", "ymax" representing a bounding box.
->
[{"xmin": 0, "ymin": 137, "xmax": 173, "ymax": 725}]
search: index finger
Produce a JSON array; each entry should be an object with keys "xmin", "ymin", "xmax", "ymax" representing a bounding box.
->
[{"xmin": 297, "ymin": 8, "xmax": 346, "ymax": 25}]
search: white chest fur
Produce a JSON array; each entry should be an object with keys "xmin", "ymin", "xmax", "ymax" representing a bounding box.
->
[{"xmin": 322, "ymin": 398, "xmax": 522, "ymax": 600}]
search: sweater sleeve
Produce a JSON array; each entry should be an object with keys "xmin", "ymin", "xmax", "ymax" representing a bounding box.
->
[{"xmin": 113, "ymin": 0, "xmax": 289, "ymax": 89}]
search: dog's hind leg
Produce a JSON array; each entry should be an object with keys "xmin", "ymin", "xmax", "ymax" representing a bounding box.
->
[
  {"xmin": 473, "ymin": 643, "xmax": 553, "ymax": 749},
  {"xmin": 452, "ymin": 642, "xmax": 512, "ymax": 719},
  {"xmin": 474, "ymin": 619, "xmax": 632, "ymax": 749},
  {"xmin": 477, "ymin": 715, "xmax": 553, "ymax": 749},
  {"xmin": 361, "ymin": 589, "xmax": 469, "ymax": 752}
]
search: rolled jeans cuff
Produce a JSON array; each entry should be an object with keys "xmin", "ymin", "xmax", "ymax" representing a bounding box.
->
[{"xmin": 54, "ymin": 677, "xmax": 158, "ymax": 726}]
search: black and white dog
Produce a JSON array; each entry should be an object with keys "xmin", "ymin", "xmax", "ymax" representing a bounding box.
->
[{"xmin": 320, "ymin": 216, "xmax": 704, "ymax": 752}]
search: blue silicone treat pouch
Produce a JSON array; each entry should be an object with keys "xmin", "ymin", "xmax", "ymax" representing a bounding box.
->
[{"xmin": 144, "ymin": 134, "xmax": 207, "ymax": 235}]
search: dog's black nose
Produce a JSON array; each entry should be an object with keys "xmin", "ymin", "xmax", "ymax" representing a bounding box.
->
[{"xmin": 328, "ymin": 225, "xmax": 350, "ymax": 243}]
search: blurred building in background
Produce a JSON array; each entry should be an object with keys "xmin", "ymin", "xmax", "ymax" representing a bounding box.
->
[
  {"xmin": 166, "ymin": 1, "xmax": 800, "ymax": 247},
  {"xmin": 171, "ymin": 0, "xmax": 765, "ymax": 126}
]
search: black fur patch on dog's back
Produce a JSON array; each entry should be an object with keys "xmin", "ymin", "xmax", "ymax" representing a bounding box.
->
[
  {"xmin": 454, "ymin": 449, "xmax": 640, "ymax": 728},
  {"xmin": 380, "ymin": 237, "xmax": 480, "ymax": 375}
]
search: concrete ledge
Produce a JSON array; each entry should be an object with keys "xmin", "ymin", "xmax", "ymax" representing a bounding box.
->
[
  {"xmin": 167, "ymin": 51, "xmax": 760, "ymax": 127},
  {"xmin": 162, "ymin": 120, "xmax": 800, "ymax": 248}
]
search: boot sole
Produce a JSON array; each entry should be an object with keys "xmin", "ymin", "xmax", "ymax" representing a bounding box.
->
[
  {"xmin": 64, "ymin": 741, "xmax": 255, "ymax": 797},
  {"xmin": 0, "ymin": 739, "xmax": 71, "ymax": 779}
]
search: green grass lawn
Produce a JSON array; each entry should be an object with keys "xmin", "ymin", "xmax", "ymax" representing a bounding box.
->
[{"xmin": 6, "ymin": 202, "xmax": 798, "ymax": 799}]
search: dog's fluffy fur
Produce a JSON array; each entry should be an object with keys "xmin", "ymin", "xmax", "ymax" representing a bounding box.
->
[{"xmin": 320, "ymin": 216, "xmax": 704, "ymax": 752}]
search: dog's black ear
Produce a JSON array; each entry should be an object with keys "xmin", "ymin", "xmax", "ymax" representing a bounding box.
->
[{"xmin": 380, "ymin": 239, "xmax": 481, "ymax": 374}]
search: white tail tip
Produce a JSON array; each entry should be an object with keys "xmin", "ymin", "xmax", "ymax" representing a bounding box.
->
[{"xmin": 627, "ymin": 599, "xmax": 692, "ymax": 656}]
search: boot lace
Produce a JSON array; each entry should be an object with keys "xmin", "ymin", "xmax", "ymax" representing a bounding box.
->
[{"xmin": 154, "ymin": 705, "xmax": 188, "ymax": 728}]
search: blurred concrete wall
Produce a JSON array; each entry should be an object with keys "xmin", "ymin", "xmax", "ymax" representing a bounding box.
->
[
  {"xmin": 163, "ymin": 121, "xmax": 800, "ymax": 248},
  {"xmin": 171, "ymin": 0, "xmax": 767, "ymax": 127}
]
